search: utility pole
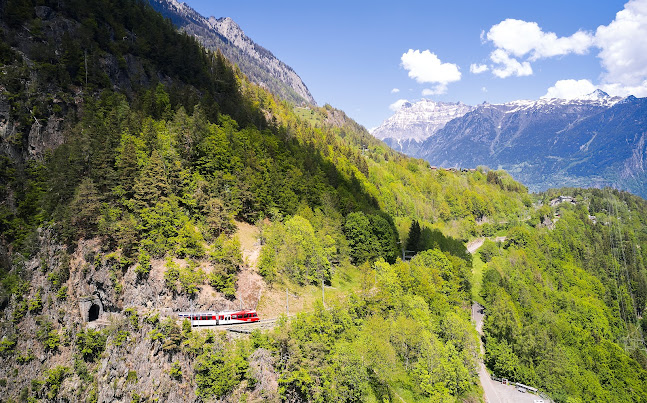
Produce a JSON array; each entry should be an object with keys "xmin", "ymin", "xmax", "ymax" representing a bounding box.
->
[{"xmin": 286, "ymin": 287, "xmax": 288, "ymax": 317}]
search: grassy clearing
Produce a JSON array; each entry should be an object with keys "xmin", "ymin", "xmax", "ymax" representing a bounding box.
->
[
  {"xmin": 294, "ymin": 107, "xmax": 322, "ymax": 126},
  {"xmin": 256, "ymin": 263, "xmax": 365, "ymax": 318}
]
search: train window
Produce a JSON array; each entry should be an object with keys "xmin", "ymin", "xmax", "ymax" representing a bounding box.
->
[
  {"xmin": 219, "ymin": 315, "xmax": 223, "ymax": 320},
  {"xmin": 253, "ymin": 313, "xmax": 257, "ymax": 317}
]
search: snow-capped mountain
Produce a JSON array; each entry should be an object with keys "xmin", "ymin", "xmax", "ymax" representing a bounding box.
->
[
  {"xmin": 371, "ymin": 100, "xmax": 474, "ymax": 153},
  {"xmin": 374, "ymin": 91, "xmax": 647, "ymax": 197},
  {"xmin": 147, "ymin": 0, "xmax": 316, "ymax": 106}
]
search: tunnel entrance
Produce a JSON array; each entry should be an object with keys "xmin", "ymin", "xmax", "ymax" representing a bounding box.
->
[{"xmin": 88, "ymin": 304, "xmax": 100, "ymax": 321}]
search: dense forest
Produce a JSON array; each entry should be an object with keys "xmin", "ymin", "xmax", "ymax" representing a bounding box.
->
[{"xmin": 0, "ymin": 0, "xmax": 646, "ymax": 402}]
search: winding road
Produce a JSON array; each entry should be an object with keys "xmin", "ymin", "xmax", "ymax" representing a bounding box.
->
[{"xmin": 469, "ymin": 237, "xmax": 548, "ymax": 403}]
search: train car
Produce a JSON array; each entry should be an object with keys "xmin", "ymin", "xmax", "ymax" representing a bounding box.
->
[
  {"xmin": 216, "ymin": 309, "xmax": 260, "ymax": 325},
  {"xmin": 177, "ymin": 309, "xmax": 260, "ymax": 326}
]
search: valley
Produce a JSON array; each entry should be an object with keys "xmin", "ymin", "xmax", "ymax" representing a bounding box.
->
[{"xmin": 1, "ymin": 1, "xmax": 646, "ymax": 402}]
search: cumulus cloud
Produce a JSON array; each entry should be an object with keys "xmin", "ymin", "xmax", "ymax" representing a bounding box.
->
[
  {"xmin": 484, "ymin": 0, "xmax": 647, "ymax": 97},
  {"xmin": 389, "ymin": 99, "xmax": 409, "ymax": 111},
  {"xmin": 391, "ymin": 88, "xmax": 400, "ymax": 93},
  {"xmin": 490, "ymin": 49, "xmax": 533, "ymax": 78},
  {"xmin": 541, "ymin": 0, "xmax": 647, "ymax": 98},
  {"xmin": 600, "ymin": 81, "xmax": 647, "ymax": 97},
  {"xmin": 486, "ymin": 19, "xmax": 594, "ymax": 60},
  {"xmin": 401, "ymin": 49, "xmax": 461, "ymax": 94},
  {"xmin": 542, "ymin": 79, "xmax": 597, "ymax": 99},
  {"xmin": 470, "ymin": 63, "xmax": 489, "ymax": 74},
  {"xmin": 596, "ymin": 0, "xmax": 647, "ymax": 93},
  {"xmin": 420, "ymin": 88, "xmax": 439, "ymax": 96}
]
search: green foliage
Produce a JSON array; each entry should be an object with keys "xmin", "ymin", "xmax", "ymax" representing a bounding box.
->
[
  {"xmin": 163, "ymin": 258, "xmax": 181, "ymax": 293},
  {"xmin": 0, "ymin": 335, "xmax": 17, "ymax": 357},
  {"xmin": 134, "ymin": 250, "xmax": 151, "ymax": 280},
  {"xmin": 195, "ymin": 342, "xmax": 249, "ymax": 399},
  {"xmin": 259, "ymin": 215, "xmax": 332, "ymax": 284},
  {"xmin": 113, "ymin": 330, "xmax": 129, "ymax": 347},
  {"xmin": 27, "ymin": 289, "xmax": 42, "ymax": 313},
  {"xmin": 76, "ymin": 328, "xmax": 107, "ymax": 362},
  {"xmin": 12, "ymin": 300, "xmax": 27, "ymax": 324},
  {"xmin": 272, "ymin": 252, "xmax": 480, "ymax": 402},
  {"xmin": 44, "ymin": 366, "xmax": 69, "ymax": 400},
  {"xmin": 405, "ymin": 220, "xmax": 421, "ymax": 252},
  {"xmin": 16, "ymin": 349, "xmax": 35, "ymax": 364},
  {"xmin": 208, "ymin": 235, "xmax": 242, "ymax": 298},
  {"xmin": 36, "ymin": 319, "xmax": 60, "ymax": 352},
  {"xmin": 343, "ymin": 211, "xmax": 399, "ymax": 264},
  {"xmin": 479, "ymin": 239, "xmax": 501, "ymax": 262},
  {"xmin": 480, "ymin": 189, "xmax": 647, "ymax": 402},
  {"xmin": 124, "ymin": 307, "xmax": 140, "ymax": 331},
  {"xmin": 169, "ymin": 361, "xmax": 182, "ymax": 380}
]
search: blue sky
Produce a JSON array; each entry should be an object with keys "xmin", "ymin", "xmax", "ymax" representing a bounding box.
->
[{"xmin": 183, "ymin": 0, "xmax": 646, "ymax": 129}]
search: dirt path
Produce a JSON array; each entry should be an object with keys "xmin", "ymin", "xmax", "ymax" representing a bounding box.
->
[
  {"xmin": 467, "ymin": 238, "xmax": 485, "ymax": 254},
  {"xmin": 235, "ymin": 222, "xmax": 265, "ymax": 311}
]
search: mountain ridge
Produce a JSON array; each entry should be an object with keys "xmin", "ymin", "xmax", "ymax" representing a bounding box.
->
[
  {"xmin": 373, "ymin": 91, "xmax": 647, "ymax": 197},
  {"xmin": 147, "ymin": 0, "xmax": 316, "ymax": 106}
]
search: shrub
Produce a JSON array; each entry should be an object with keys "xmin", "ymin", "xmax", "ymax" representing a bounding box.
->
[
  {"xmin": 45, "ymin": 366, "xmax": 69, "ymax": 400},
  {"xmin": 76, "ymin": 329, "xmax": 107, "ymax": 362},
  {"xmin": 169, "ymin": 361, "xmax": 182, "ymax": 380}
]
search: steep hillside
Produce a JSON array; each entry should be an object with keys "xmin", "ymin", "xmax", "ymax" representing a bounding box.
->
[
  {"xmin": 1, "ymin": 1, "xmax": 647, "ymax": 403},
  {"xmin": 147, "ymin": 0, "xmax": 316, "ymax": 106}
]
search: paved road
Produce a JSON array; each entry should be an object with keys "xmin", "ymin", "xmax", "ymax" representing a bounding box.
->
[{"xmin": 472, "ymin": 303, "xmax": 549, "ymax": 403}]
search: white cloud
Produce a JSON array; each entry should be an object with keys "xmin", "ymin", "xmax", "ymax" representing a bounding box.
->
[
  {"xmin": 422, "ymin": 88, "xmax": 441, "ymax": 96},
  {"xmin": 486, "ymin": 18, "xmax": 594, "ymax": 60},
  {"xmin": 470, "ymin": 63, "xmax": 489, "ymax": 74},
  {"xmin": 542, "ymin": 79, "xmax": 597, "ymax": 99},
  {"xmin": 595, "ymin": 0, "xmax": 647, "ymax": 93},
  {"xmin": 600, "ymin": 81, "xmax": 647, "ymax": 97},
  {"xmin": 400, "ymin": 49, "xmax": 461, "ymax": 94},
  {"xmin": 482, "ymin": 0, "xmax": 647, "ymax": 96},
  {"xmin": 490, "ymin": 49, "xmax": 533, "ymax": 78},
  {"xmin": 389, "ymin": 99, "xmax": 409, "ymax": 111},
  {"xmin": 391, "ymin": 88, "xmax": 400, "ymax": 93},
  {"xmin": 481, "ymin": 87, "xmax": 488, "ymax": 93}
]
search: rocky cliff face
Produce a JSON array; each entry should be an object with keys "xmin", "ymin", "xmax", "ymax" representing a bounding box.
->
[
  {"xmin": 148, "ymin": 0, "xmax": 316, "ymax": 106},
  {"xmin": 0, "ymin": 230, "xmax": 276, "ymax": 402},
  {"xmin": 371, "ymin": 100, "xmax": 474, "ymax": 153},
  {"xmin": 373, "ymin": 91, "xmax": 647, "ymax": 197}
]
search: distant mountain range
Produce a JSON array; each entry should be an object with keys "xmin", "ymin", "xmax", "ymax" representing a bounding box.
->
[
  {"xmin": 373, "ymin": 90, "xmax": 647, "ymax": 197},
  {"xmin": 148, "ymin": 0, "xmax": 316, "ymax": 106}
]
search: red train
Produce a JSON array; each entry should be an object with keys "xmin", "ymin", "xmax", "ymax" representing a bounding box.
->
[{"xmin": 178, "ymin": 309, "xmax": 260, "ymax": 326}]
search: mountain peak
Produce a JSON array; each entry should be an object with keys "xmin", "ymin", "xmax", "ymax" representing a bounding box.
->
[
  {"xmin": 373, "ymin": 99, "xmax": 475, "ymax": 143},
  {"xmin": 148, "ymin": 0, "xmax": 315, "ymax": 105},
  {"xmin": 576, "ymin": 89, "xmax": 610, "ymax": 101}
]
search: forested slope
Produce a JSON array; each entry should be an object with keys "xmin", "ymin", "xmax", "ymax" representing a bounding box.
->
[{"xmin": 0, "ymin": 1, "xmax": 646, "ymax": 402}]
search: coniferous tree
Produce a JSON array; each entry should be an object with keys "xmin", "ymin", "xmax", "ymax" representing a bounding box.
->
[
  {"xmin": 406, "ymin": 220, "xmax": 421, "ymax": 253},
  {"xmin": 134, "ymin": 150, "xmax": 169, "ymax": 209},
  {"xmin": 69, "ymin": 177, "xmax": 101, "ymax": 239}
]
